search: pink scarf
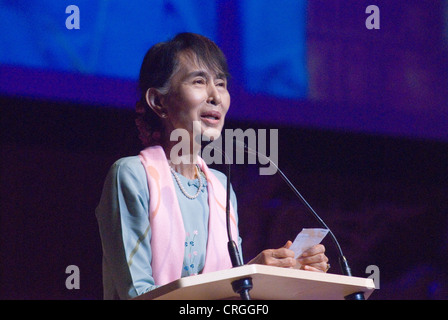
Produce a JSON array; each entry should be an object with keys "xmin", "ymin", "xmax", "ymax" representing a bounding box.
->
[{"xmin": 139, "ymin": 145, "xmax": 238, "ymax": 286}]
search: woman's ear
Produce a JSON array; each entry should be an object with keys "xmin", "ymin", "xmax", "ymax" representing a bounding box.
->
[{"xmin": 145, "ymin": 88, "xmax": 168, "ymax": 118}]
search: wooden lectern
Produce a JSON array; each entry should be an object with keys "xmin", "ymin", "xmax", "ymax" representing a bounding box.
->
[{"xmin": 133, "ymin": 264, "xmax": 375, "ymax": 300}]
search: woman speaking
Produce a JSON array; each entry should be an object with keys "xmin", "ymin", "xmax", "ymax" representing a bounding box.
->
[{"xmin": 95, "ymin": 32, "xmax": 329, "ymax": 300}]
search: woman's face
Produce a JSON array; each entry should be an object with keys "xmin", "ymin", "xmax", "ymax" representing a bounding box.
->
[{"xmin": 161, "ymin": 52, "xmax": 230, "ymax": 142}]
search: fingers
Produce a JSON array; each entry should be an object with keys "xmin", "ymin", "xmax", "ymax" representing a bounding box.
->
[
  {"xmin": 302, "ymin": 265, "xmax": 325, "ymax": 272},
  {"xmin": 301, "ymin": 261, "xmax": 329, "ymax": 272},
  {"xmin": 297, "ymin": 252, "xmax": 328, "ymax": 265},
  {"xmin": 273, "ymin": 256, "xmax": 297, "ymax": 268},
  {"xmin": 301, "ymin": 244, "xmax": 325, "ymax": 257},
  {"xmin": 297, "ymin": 244, "xmax": 329, "ymax": 272},
  {"xmin": 248, "ymin": 243, "xmax": 297, "ymax": 268},
  {"xmin": 266, "ymin": 241, "xmax": 295, "ymax": 267},
  {"xmin": 266, "ymin": 247, "xmax": 296, "ymax": 267},
  {"xmin": 283, "ymin": 240, "xmax": 293, "ymax": 249},
  {"xmin": 248, "ymin": 242, "xmax": 329, "ymax": 270}
]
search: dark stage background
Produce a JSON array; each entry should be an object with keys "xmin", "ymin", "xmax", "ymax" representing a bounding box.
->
[{"xmin": 1, "ymin": 1, "xmax": 448, "ymax": 299}]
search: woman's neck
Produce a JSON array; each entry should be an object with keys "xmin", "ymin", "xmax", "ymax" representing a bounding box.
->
[{"xmin": 163, "ymin": 139, "xmax": 200, "ymax": 180}]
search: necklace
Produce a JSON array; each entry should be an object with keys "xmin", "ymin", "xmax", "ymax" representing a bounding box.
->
[{"xmin": 170, "ymin": 165, "xmax": 203, "ymax": 200}]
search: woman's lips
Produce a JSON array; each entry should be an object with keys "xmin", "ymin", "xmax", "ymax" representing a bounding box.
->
[{"xmin": 200, "ymin": 110, "xmax": 222, "ymax": 125}]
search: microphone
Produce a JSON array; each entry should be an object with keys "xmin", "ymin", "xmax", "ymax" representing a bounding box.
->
[
  {"xmin": 209, "ymin": 141, "xmax": 253, "ymax": 300},
  {"xmin": 234, "ymin": 139, "xmax": 366, "ymax": 300},
  {"xmin": 219, "ymin": 145, "xmax": 243, "ymax": 267}
]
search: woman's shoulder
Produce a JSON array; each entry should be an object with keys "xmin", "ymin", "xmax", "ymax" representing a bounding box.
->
[
  {"xmin": 112, "ymin": 155, "xmax": 142, "ymax": 168},
  {"xmin": 208, "ymin": 168, "xmax": 234, "ymax": 195},
  {"xmin": 109, "ymin": 155, "xmax": 146, "ymax": 179},
  {"xmin": 208, "ymin": 168, "xmax": 226, "ymax": 183}
]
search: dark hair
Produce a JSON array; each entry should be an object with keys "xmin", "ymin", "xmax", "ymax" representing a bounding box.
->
[{"xmin": 135, "ymin": 32, "xmax": 230, "ymax": 147}]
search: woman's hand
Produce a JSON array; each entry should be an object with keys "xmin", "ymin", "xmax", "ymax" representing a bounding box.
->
[
  {"xmin": 248, "ymin": 241, "xmax": 297, "ymax": 268},
  {"xmin": 248, "ymin": 241, "xmax": 330, "ymax": 272},
  {"xmin": 296, "ymin": 243, "xmax": 329, "ymax": 272}
]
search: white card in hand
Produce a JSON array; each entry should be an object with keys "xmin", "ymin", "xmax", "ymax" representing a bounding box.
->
[{"xmin": 289, "ymin": 228, "xmax": 329, "ymax": 259}]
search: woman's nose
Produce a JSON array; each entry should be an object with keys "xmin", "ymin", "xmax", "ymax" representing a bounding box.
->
[{"xmin": 207, "ymin": 83, "xmax": 222, "ymax": 106}]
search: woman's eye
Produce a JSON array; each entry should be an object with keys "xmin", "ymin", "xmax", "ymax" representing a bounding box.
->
[{"xmin": 193, "ymin": 78, "xmax": 206, "ymax": 85}]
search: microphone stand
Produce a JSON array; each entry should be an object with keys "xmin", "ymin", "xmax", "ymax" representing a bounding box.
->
[
  {"xmin": 214, "ymin": 144, "xmax": 253, "ymax": 300},
  {"xmin": 238, "ymin": 141, "xmax": 365, "ymax": 300}
]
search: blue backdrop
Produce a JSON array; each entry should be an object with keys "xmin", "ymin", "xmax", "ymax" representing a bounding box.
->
[
  {"xmin": 0, "ymin": 0, "xmax": 308, "ymax": 100},
  {"xmin": 1, "ymin": 1, "xmax": 446, "ymax": 142}
]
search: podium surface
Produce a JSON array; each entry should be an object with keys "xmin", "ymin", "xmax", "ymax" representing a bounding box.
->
[{"xmin": 134, "ymin": 264, "xmax": 375, "ymax": 300}]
